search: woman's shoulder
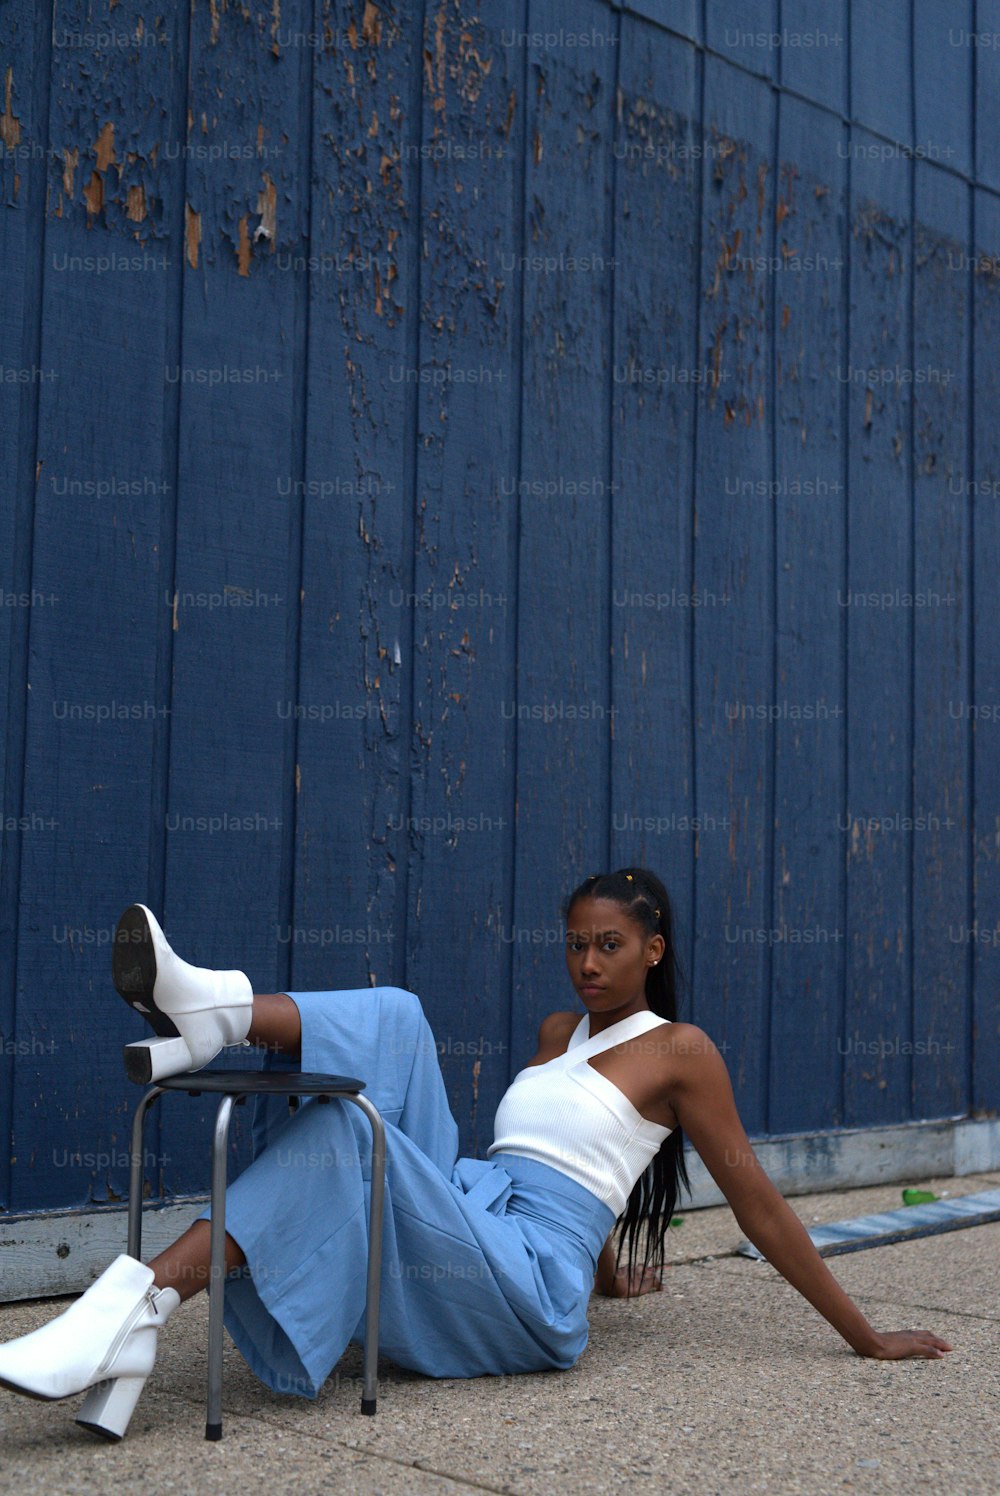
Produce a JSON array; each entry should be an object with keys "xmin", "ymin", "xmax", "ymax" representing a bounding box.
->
[
  {"xmin": 662, "ymin": 1021, "xmax": 717, "ymax": 1053},
  {"xmin": 537, "ymin": 1009, "xmax": 583, "ymax": 1043},
  {"xmin": 527, "ymin": 1010, "xmax": 584, "ymax": 1064},
  {"xmin": 652, "ymin": 1022, "xmax": 726, "ymax": 1094}
]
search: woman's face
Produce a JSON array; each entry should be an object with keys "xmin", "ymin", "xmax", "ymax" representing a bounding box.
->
[{"xmin": 564, "ymin": 896, "xmax": 664, "ymax": 1016}]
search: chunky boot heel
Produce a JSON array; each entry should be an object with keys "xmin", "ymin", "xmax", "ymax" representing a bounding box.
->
[
  {"xmin": 75, "ymin": 1374, "xmax": 147, "ymax": 1441},
  {"xmin": 123, "ymin": 1035, "xmax": 194, "ymax": 1085}
]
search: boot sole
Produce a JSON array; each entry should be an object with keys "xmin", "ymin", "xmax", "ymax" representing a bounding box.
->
[
  {"xmin": 0, "ymin": 1372, "xmax": 58, "ymax": 1400},
  {"xmin": 75, "ymin": 1419, "xmax": 124, "ymax": 1442},
  {"xmin": 122, "ymin": 1036, "xmax": 197, "ymax": 1085},
  {"xmin": 123, "ymin": 1043, "xmax": 155, "ymax": 1086},
  {"xmin": 0, "ymin": 1366, "xmax": 140, "ymax": 1441},
  {"xmin": 112, "ymin": 905, "xmax": 180, "ymax": 1041}
]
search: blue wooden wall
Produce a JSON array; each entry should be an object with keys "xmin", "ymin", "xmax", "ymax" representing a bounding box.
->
[{"xmin": 1, "ymin": 0, "xmax": 998, "ymax": 1217}]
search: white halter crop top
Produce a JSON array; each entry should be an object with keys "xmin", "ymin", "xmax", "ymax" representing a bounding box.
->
[{"xmin": 487, "ymin": 1009, "xmax": 674, "ymax": 1217}]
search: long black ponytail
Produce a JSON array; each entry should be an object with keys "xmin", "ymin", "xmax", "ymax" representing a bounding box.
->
[{"xmin": 562, "ymin": 866, "xmax": 692, "ymax": 1297}]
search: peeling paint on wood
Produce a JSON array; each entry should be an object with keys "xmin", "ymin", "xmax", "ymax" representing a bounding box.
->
[
  {"xmin": 185, "ymin": 204, "xmax": 201, "ymax": 268},
  {"xmin": 1, "ymin": 66, "xmax": 22, "ymax": 151},
  {"xmin": 0, "ymin": 0, "xmax": 997, "ymax": 1221}
]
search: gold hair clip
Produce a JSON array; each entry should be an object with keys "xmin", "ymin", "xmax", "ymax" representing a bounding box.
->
[{"xmin": 625, "ymin": 872, "xmax": 633, "ymax": 881}]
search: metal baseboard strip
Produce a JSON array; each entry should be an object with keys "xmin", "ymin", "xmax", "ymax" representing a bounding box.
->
[
  {"xmin": 682, "ymin": 1115, "xmax": 1000, "ymax": 1210},
  {"xmin": 737, "ymin": 1187, "xmax": 1000, "ymax": 1260},
  {"xmin": 3, "ymin": 1115, "xmax": 1000, "ymax": 1299},
  {"xmin": 0, "ymin": 1198, "xmax": 210, "ymax": 1302}
]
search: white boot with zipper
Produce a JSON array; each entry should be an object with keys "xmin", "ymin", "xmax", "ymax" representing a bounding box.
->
[
  {"xmin": 113, "ymin": 903, "xmax": 254, "ymax": 1083},
  {"xmin": 0, "ymin": 1254, "xmax": 181, "ymax": 1440}
]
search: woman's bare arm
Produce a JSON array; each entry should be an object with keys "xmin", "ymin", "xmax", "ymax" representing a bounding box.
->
[{"xmin": 668, "ymin": 1026, "xmax": 953, "ymax": 1361}]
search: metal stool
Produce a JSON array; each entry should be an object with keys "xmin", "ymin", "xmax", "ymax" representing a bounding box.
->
[{"xmin": 126, "ymin": 1071, "xmax": 387, "ymax": 1440}]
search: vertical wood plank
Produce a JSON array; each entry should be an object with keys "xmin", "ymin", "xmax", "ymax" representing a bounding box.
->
[
  {"xmin": 851, "ymin": 0, "xmax": 913, "ymax": 149},
  {"xmin": 704, "ymin": 0, "xmax": 778, "ymax": 82},
  {"xmin": 691, "ymin": 56, "xmax": 775, "ymax": 1131},
  {"xmin": 288, "ymin": 0, "xmax": 421, "ymax": 1001},
  {"xmin": 971, "ymin": 185, "xmax": 1000, "ymax": 1116},
  {"xmin": 403, "ymin": 0, "xmax": 524, "ymax": 1150},
  {"xmin": 842, "ymin": 128, "xmax": 912, "ymax": 1127},
  {"xmin": 158, "ymin": 0, "xmax": 312, "ymax": 1193},
  {"xmin": 9, "ymin": 0, "xmax": 188, "ymax": 1211},
  {"xmin": 508, "ymin": 0, "xmax": 619, "ymax": 1073},
  {"xmin": 769, "ymin": 93, "xmax": 849, "ymax": 1133},
  {"xmin": 623, "ymin": 0, "xmax": 700, "ymax": 43},
  {"xmin": 0, "ymin": 0, "xmax": 52, "ymax": 1211},
  {"xmin": 609, "ymin": 17, "xmax": 699, "ymax": 1003},
  {"xmin": 779, "ymin": 0, "xmax": 848, "ymax": 116},
  {"xmin": 913, "ymin": 0, "xmax": 973, "ymax": 179},
  {"xmin": 973, "ymin": 0, "xmax": 1000, "ymax": 192},
  {"xmin": 911, "ymin": 162, "xmax": 971, "ymax": 1120}
]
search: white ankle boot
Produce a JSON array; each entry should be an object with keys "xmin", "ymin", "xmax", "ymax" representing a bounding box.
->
[
  {"xmin": 113, "ymin": 903, "xmax": 253, "ymax": 1082},
  {"xmin": 0, "ymin": 1254, "xmax": 181, "ymax": 1440}
]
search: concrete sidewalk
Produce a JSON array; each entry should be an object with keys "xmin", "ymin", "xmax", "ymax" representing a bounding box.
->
[{"xmin": 1, "ymin": 1168, "xmax": 997, "ymax": 1496}]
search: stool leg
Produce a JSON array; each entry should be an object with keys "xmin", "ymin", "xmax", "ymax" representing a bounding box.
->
[
  {"xmin": 206, "ymin": 1093, "xmax": 236, "ymax": 1441},
  {"xmin": 127, "ymin": 1087, "xmax": 165, "ymax": 1261},
  {"xmin": 349, "ymin": 1095, "xmax": 386, "ymax": 1415}
]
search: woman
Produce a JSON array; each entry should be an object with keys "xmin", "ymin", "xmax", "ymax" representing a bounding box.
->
[{"xmin": 0, "ymin": 867, "xmax": 952, "ymax": 1441}]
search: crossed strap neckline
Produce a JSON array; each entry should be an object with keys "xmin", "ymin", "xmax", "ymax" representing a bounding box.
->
[
  {"xmin": 563, "ymin": 1008, "xmax": 674, "ymax": 1137},
  {"xmin": 566, "ymin": 1007, "xmax": 671, "ymax": 1055}
]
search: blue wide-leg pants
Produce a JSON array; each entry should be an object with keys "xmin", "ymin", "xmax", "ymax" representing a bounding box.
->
[{"xmin": 193, "ymin": 986, "xmax": 616, "ymax": 1398}]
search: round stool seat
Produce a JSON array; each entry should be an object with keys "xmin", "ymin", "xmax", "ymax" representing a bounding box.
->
[{"xmin": 155, "ymin": 1071, "xmax": 365, "ymax": 1095}]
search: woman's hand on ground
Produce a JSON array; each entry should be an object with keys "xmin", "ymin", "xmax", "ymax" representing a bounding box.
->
[
  {"xmin": 607, "ymin": 1264, "xmax": 664, "ymax": 1298},
  {"xmin": 857, "ymin": 1329, "xmax": 953, "ymax": 1360}
]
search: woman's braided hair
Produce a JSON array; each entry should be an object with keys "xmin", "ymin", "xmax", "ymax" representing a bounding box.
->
[{"xmin": 562, "ymin": 866, "xmax": 691, "ymax": 1295}]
